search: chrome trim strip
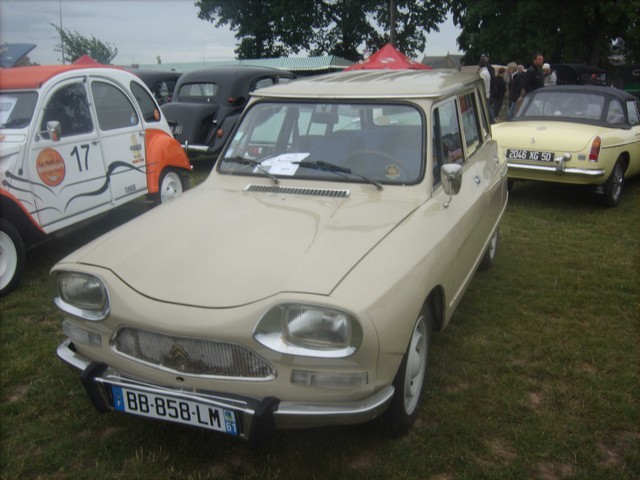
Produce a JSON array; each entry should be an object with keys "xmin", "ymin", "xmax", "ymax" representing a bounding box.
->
[{"xmin": 507, "ymin": 162, "xmax": 606, "ymax": 177}]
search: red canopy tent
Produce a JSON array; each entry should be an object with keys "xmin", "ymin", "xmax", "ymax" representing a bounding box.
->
[
  {"xmin": 344, "ymin": 43, "xmax": 431, "ymax": 71},
  {"xmin": 72, "ymin": 54, "xmax": 102, "ymax": 65}
]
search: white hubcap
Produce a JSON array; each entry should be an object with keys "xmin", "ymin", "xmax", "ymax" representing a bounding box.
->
[
  {"xmin": 0, "ymin": 230, "xmax": 18, "ymax": 290},
  {"xmin": 403, "ymin": 316, "xmax": 428, "ymax": 414},
  {"xmin": 160, "ymin": 172, "xmax": 183, "ymax": 203}
]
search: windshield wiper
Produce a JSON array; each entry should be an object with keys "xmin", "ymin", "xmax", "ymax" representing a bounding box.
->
[
  {"xmin": 0, "ymin": 118, "xmax": 31, "ymax": 129},
  {"xmin": 222, "ymin": 156, "xmax": 279, "ymax": 184},
  {"xmin": 293, "ymin": 160, "xmax": 383, "ymax": 191}
]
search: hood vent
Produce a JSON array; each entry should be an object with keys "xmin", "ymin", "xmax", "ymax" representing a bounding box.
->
[{"xmin": 245, "ymin": 184, "xmax": 350, "ymax": 198}]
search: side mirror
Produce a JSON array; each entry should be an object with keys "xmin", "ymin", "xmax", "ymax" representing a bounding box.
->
[
  {"xmin": 46, "ymin": 121, "xmax": 61, "ymax": 142},
  {"xmin": 441, "ymin": 163, "xmax": 463, "ymax": 207}
]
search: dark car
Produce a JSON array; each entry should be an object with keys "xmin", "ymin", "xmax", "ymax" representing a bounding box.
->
[
  {"xmin": 161, "ymin": 66, "xmax": 296, "ymax": 158},
  {"xmin": 551, "ymin": 63, "xmax": 609, "ymax": 86},
  {"xmin": 127, "ymin": 69, "xmax": 182, "ymax": 105}
]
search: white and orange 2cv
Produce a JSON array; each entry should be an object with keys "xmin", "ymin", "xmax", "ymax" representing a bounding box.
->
[{"xmin": 0, "ymin": 64, "xmax": 192, "ymax": 296}]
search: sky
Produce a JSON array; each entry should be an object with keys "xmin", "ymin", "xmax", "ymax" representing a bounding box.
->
[{"xmin": 0, "ymin": 0, "xmax": 463, "ymax": 67}]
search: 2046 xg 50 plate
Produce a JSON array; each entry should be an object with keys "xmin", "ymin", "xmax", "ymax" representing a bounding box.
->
[
  {"xmin": 506, "ymin": 149, "xmax": 554, "ymax": 162},
  {"xmin": 111, "ymin": 385, "xmax": 238, "ymax": 435}
]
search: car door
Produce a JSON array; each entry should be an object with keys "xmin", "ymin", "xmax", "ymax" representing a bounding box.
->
[
  {"xmin": 28, "ymin": 77, "xmax": 110, "ymax": 231},
  {"xmin": 625, "ymin": 98, "xmax": 640, "ymax": 177},
  {"xmin": 431, "ymin": 97, "xmax": 487, "ymax": 308},
  {"xmin": 89, "ymin": 78, "xmax": 148, "ymax": 204},
  {"xmin": 459, "ymin": 88, "xmax": 507, "ymax": 237}
]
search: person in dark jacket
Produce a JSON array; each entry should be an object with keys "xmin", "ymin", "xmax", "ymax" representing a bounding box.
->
[
  {"xmin": 524, "ymin": 52, "xmax": 545, "ymax": 94},
  {"xmin": 491, "ymin": 67, "xmax": 507, "ymax": 120}
]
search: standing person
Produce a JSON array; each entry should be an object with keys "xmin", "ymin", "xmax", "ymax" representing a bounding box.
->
[
  {"xmin": 491, "ymin": 67, "xmax": 507, "ymax": 120},
  {"xmin": 543, "ymin": 63, "xmax": 557, "ymax": 86},
  {"xmin": 506, "ymin": 63, "xmax": 524, "ymax": 120},
  {"xmin": 478, "ymin": 57, "xmax": 496, "ymax": 124},
  {"xmin": 524, "ymin": 52, "xmax": 545, "ymax": 94}
]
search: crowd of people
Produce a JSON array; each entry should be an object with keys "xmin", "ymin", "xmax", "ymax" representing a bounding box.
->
[{"xmin": 478, "ymin": 52, "xmax": 557, "ymax": 123}]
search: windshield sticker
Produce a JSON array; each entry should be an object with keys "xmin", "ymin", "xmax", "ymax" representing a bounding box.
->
[
  {"xmin": 262, "ymin": 153, "xmax": 309, "ymax": 176},
  {"xmin": 0, "ymin": 96, "xmax": 18, "ymax": 125}
]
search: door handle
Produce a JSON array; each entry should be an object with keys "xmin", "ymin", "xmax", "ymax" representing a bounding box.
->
[{"xmin": 474, "ymin": 175, "xmax": 481, "ymax": 185}]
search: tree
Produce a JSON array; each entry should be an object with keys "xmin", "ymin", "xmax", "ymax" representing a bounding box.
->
[
  {"xmin": 195, "ymin": 0, "xmax": 449, "ymax": 61},
  {"xmin": 51, "ymin": 23, "xmax": 118, "ymax": 64},
  {"xmin": 450, "ymin": 0, "xmax": 639, "ymax": 67}
]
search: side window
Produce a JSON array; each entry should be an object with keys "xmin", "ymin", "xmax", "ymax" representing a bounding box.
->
[
  {"xmin": 606, "ymin": 99, "xmax": 625, "ymax": 124},
  {"xmin": 253, "ymin": 77, "xmax": 276, "ymax": 91},
  {"xmin": 432, "ymin": 99, "xmax": 463, "ymax": 186},
  {"xmin": 459, "ymin": 92, "xmax": 482, "ymax": 156},
  {"xmin": 626, "ymin": 100, "xmax": 639, "ymax": 125},
  {"xmin": 130, "ymin": 81, "xmax": 161, "ymax": 123},
  {"xmin": 92, "ymin": 82, "xmax": 139, "ymax": 130},
  {"xmin": 40, "ymin": 82, "xmax": 93, "ymax": 138},
  {"xmin": 476, "ymin": 84, "xmax": 490, "ymax": 138}
]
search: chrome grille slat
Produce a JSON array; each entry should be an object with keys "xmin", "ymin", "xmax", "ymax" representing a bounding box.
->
[
  {"xmin": 112, "ymin": 327, "xmax": 275, "ymax": 379},
  {"xmin": 245, "ymin": 184, "xmax": 350, "ymax": 197}
]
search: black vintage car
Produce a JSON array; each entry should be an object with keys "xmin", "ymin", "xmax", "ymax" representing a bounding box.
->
[
  {"xmin": 127, "ymin": 69, "xmax": 182, "ymax": 105},
  {"xmin": 161, "ymin": 66, "xmax": 296, "ymax": 158},
  {"xmin": 550, "ymin": 63, "xmax": 609, "ymax": 86}
]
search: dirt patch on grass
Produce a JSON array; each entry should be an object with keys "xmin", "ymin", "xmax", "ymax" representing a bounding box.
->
[
  {"xmin": 348, "ymin": 450, "xmax": 377, "ymax": 470},
  {"xmin": 7, "ymin": 384, "xmax": 29, "ymax": 403},
  {"xmin": 528, "ymin": 391, "xmax": 544, "ymax": 410},
  {"xmin": 536, "ymin": 461, "xmax": 576, "ymax": 479}
]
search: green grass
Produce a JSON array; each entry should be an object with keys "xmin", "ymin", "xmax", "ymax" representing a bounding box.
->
[{"xmin": 1, "ymin": 164, "xmax": 638, "ymax": 479}]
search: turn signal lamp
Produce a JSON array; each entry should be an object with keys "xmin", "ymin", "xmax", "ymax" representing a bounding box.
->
[{"xmin": 589, "ymin": 137, "xmax": 601, "ymax": 162}]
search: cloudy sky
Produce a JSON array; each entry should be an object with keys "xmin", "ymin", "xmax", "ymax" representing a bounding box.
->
[{"xmin": 0, "ymin": 0, "xmax": 462, "ymax": 67}]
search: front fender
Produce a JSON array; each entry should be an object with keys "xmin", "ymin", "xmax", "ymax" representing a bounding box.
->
[{"xmin": 144, "ymin": 129, "xmax": 192, "ymax": 194}]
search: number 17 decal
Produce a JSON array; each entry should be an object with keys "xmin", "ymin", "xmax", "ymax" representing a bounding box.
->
[{"xmin": 71, "ymin": 144, "xmax": 90, "ymax": 172}]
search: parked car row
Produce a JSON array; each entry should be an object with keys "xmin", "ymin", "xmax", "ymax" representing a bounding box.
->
[{"xmin": 2, "ymin": 57, "xmax": 638, "ymax": 446}]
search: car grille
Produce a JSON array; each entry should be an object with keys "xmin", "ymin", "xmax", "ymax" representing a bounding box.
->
[
  {"xmin": 246, "ymin": 184, "xmax": 350, "ymax": 198},
  {"xmin": 111, "ymin": 327, "xmax": 275, "ymax": 379}
]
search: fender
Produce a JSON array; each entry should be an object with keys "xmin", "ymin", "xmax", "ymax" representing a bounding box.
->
[
  {"xmin": 0, "ymin": 188, "xmax": 46, "ymax": 235},
  {"xmin": 144, "ymin": 129, "xmax": 191, "ymax": 194}
]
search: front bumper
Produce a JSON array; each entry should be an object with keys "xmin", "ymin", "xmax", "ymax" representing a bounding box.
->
[
  {"xmin": 508, "ymin": 161, "xmax": 605, "ymax": 177},
  {"xmin": 57, "ymin": 338, "xmax": 394, "ymax": 446}
]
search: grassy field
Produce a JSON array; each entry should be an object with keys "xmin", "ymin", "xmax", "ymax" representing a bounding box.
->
[{"xmin": 1, "ymin": 161, "xmax": 638, "ymax": 479}]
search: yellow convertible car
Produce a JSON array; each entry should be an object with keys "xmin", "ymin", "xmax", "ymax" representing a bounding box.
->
[{"xmin": 493, "ymin": 85, "xmax": 640, "ymax": 206}]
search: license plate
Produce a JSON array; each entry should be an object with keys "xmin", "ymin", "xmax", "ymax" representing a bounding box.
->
[
  {"xmin": 111, "ymin": 385, "xmax": 238, "ymax": 436},
  {"xmin": 170, "ymin": 124, "xmax": 183, "ymax": 135},
  {"xmin": 506, "ymin": 149, "xmax": 554, "ymax": 162}
]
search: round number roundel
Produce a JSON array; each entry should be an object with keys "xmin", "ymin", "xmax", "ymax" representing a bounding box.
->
[{"xmin": 36, "ymin": 148, "xmax": 66, "ymax": 186}]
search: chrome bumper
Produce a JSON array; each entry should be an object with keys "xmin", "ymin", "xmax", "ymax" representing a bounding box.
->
[
  {"xmin": 507, "ymin": 161, "xmax": 605, "ymax": 177},
  {"xmin": 57, "ymin": 338, "xmax": 394, "ymax": 445}
]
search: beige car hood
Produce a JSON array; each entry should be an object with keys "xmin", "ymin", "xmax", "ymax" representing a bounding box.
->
[
  {"xmin": 67, "ymin": 183, "xmax": 422, "ymax": 307},
  {"xmin": 493, "ymin": 121, "xmax": 598, "ymax": 152}
]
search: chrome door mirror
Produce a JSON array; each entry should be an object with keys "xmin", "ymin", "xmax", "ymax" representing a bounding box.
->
[
  {"xmin": 441, "ymin": 163, "xmax": 463, "ymax": 207},
  {"xmin": 46, "ymin": 121, "xmax": 61, "ymax": 142}
]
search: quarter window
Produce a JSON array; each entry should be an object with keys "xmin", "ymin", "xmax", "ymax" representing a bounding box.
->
[
  {"xmin": 432, "ymin": 99, "xmax": 463, "ymax": 186},
  {"xmin": 459, "ymin": 92, "xmax": 482, "ymax": 156},
  {"xmin": 130, "ymin": 81, "xmax": 161, "ymax": 123},
  {"xmin": 626, "ymin": 100, "xmax": 639, "ymax": 125},
  {"xmin": 92, "ymin": 82, "xmax": 139, "ymax": 130},
  {"xmin": 40, "ymin": 83, "xmax": 93, "ymax": 137}
]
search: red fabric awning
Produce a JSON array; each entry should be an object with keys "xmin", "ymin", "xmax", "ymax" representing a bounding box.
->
[{"xmin": 344, "ymin": 44, "xmax": 431, "ymax": 71}]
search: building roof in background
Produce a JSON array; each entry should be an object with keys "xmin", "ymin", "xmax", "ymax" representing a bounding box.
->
[{"xmin": 130, "ymin": 55, "xmax": 353, "ymax": 75}]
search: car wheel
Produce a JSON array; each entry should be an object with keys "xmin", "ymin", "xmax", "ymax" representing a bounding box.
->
[
  {"xmin": 383, "ymin": 306, "xmax": 433, "ymax": 436},
  {"xmin": 0, "ymin": 219, "xmax": 25, "ymax": 296},
  {"xmin": 599, "ymin": 159, "xmax": 625, "ymax": 207},
  {"xmin": 155, "ymin": 168, "xmax": 188, "ymax": 205},
  {"xmin": 479, "ymin": 228, "xmax": 499, "ymax": 271}
]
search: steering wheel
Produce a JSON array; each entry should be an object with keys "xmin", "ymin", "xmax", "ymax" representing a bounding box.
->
[{"xmin": 343, "ymin": 149, "xmax": 408, "ymax": 180}]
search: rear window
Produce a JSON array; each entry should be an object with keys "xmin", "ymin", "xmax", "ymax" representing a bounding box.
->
[
  {"xmin": 177, "ymin": 83, "xmax": 218, "ymax": 102},
  {"xmin": 517, "ymin": 91, "xmax": 605, "ymax": 121}
]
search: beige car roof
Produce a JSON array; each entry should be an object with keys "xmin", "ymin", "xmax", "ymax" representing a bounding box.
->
[{"xmin": 252, "ymin": 69, "xmax": 481, "ymax": 100}]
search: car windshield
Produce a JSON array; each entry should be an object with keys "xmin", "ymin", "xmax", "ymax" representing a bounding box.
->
[
  {"xmin": 219, "ymin": 102, "xmax": 424, "ymax": 186},
  {"xmin": 0, "ymin": 91, "xmax": 38, "ymax": 129},
  {"xmin": 517, "ymin": 91, "xmax": 606, "ymax": 121}
]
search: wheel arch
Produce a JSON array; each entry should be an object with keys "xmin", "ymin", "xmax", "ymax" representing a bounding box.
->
[
  {"xmin": 424, "ymin": 285, "xmax": 445, "ymax": 332},
  {"xmin": 0, "ymin": 193, "xmax": 45, "ymax": 246},
  {"xmin": 144, "ymin": 129, "xmax": 192, "ymax": 194}
]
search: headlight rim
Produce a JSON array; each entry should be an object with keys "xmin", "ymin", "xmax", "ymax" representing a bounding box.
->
[{"xmin": 52, "ymin": 271, "xmax": 110, "ymax": 321}]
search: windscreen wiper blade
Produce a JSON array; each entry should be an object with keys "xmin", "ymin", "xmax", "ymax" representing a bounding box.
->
[
  {"xmin": 293, "ymin": 160, "xmax": 383, "ymax": 191},
  {"xmin": 223, "ymin": 156, "xmax": 279, "ymax": 184}
]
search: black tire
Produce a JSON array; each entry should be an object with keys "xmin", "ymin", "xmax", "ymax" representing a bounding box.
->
[
  {"xmin": 154, "ymin": 168, "xmax": 189, "ymax": 205},
  {"xmin": 598, "ymin": 159, "xmax": 625, "ymax": 207},
  {"xmin": 0, "ymin": 219, "xmax": 25, "ymax": 296},
  {"xmin": 479, "ymin": 228, "xmax": 499, "ymax": 271},
  {"xmin": 507, "ymin": 178, "xmax": 515, "ymax": 193},
  {"xmin": 382, "ymin": 305, "xmax": 433, "ymax": 436}
]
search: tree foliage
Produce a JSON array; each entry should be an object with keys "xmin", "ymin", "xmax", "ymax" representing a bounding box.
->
[
  {"xmin": 450, "ymin": 0, "xmax": 639, "ymax": 67},
  {"xmin": 51, "ymin": 23, "xmax": 118, "ymax": 64},
  {"xmin": 195, "ymin": 0, "xmax": 448, "ymax": 61}
]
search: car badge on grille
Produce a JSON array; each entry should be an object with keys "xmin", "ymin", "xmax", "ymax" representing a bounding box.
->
[{"xmin": 169, "ymin": 344, "xmax": 190, "ymax": 372}]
